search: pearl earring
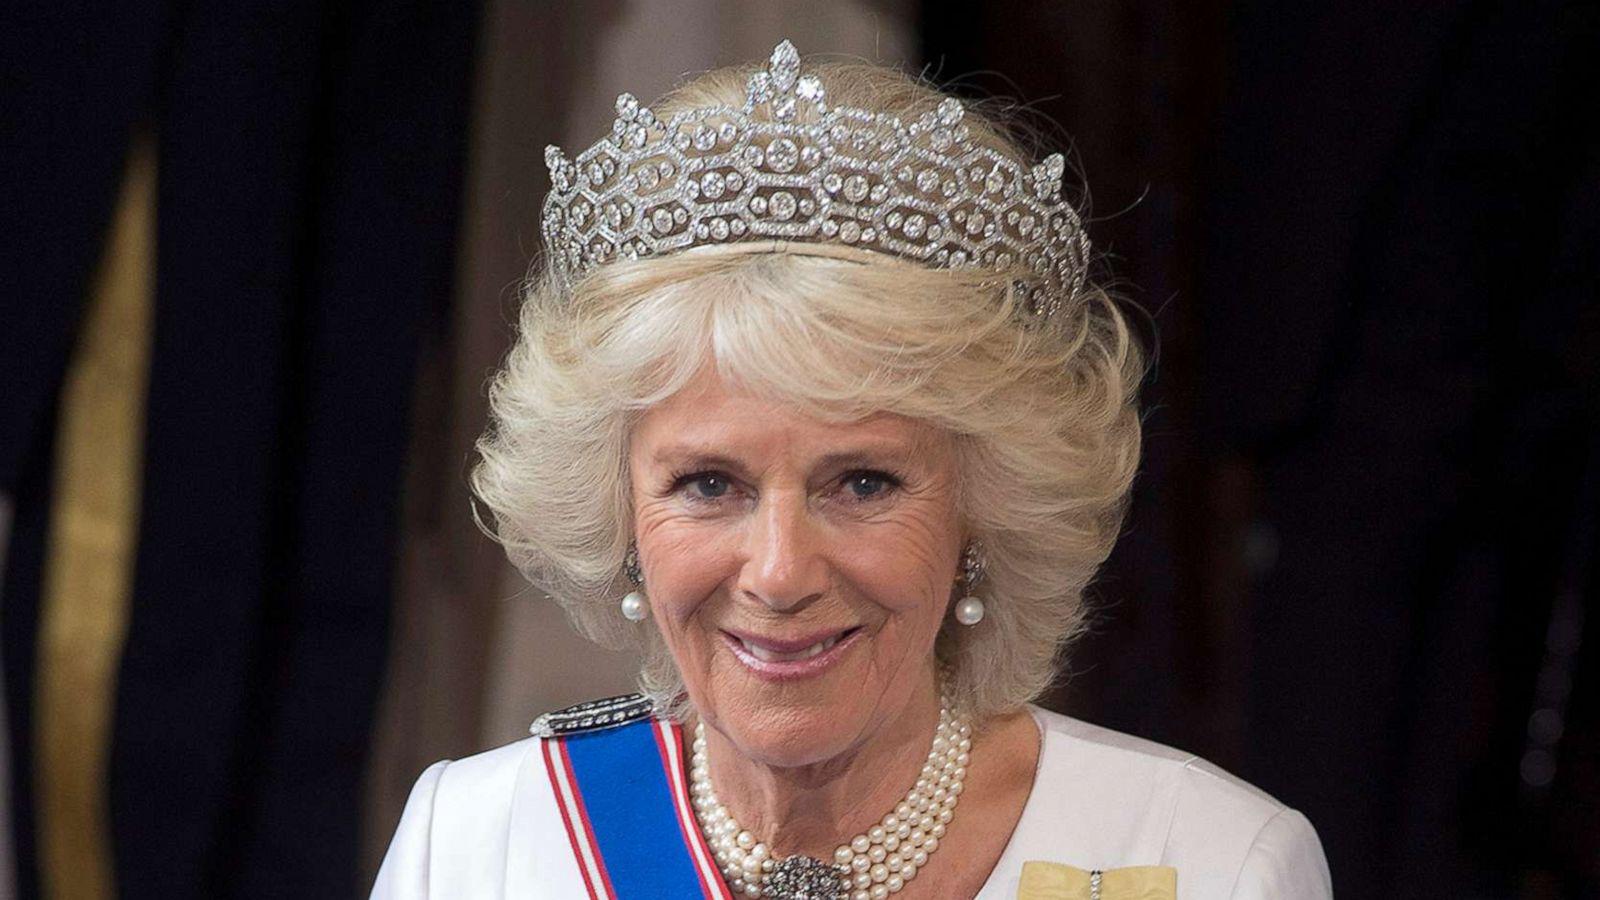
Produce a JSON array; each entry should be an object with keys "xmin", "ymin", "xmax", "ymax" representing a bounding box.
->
[
  {"xmin": 620, "ymin": 542, "xmax": 649, "ymax": 622},
  {"xmin": 954, "ymin": 541, "xmax": 986, "ymax": 626}
]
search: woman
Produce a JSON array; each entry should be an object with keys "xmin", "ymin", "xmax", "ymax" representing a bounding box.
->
[{"xmin": 373, "ymin": 41, "xmax": 1332, "ymax": 899}]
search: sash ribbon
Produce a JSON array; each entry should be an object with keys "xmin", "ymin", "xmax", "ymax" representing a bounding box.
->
[{"xmin": 544, "ymin": 719, "xmax": 732, "ymax": 899}]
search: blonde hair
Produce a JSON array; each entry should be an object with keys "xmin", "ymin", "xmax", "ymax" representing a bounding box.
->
[{"xmin": 473, "ymin": 57, "xmax": 1144, "ymax": 722}]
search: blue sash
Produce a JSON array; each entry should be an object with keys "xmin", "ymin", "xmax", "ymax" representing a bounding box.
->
[{"xmin": 543, "ymin": 718, "xmax": 731, "ymax": 899}]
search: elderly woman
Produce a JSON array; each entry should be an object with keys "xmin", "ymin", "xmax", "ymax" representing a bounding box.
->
[{"xmin": 373, "ymin": 42, "xmax": 1331, "ymax": 900}]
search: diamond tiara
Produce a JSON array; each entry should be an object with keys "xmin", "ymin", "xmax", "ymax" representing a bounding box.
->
[{"xmin": 541, "ymin": 39, "xmax": 1090, "ymax": 320}]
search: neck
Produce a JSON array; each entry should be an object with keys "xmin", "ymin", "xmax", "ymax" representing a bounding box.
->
[{"xmin": 698, "ymin": 674, "xmax": 943, "ymax": 859}]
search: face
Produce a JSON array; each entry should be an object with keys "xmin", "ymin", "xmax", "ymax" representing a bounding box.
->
[{"xmin": 629, "ymin": 369, "xmax": 964, "ymax": 768}]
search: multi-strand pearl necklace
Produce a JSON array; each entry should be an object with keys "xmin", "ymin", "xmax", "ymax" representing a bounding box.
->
[{"xmin": 688, "ymin": 699, "xmax": 973, "ymax": 900}]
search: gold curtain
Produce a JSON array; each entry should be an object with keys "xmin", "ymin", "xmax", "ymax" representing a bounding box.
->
[{"xmin": 36, "ymin": 131, "xmax": 157, "ymax": 900}]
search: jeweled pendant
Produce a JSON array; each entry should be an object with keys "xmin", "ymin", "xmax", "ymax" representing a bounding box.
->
[{"xmin": 764, "ymin": 855, "xmax": 845, "ymax": 900}]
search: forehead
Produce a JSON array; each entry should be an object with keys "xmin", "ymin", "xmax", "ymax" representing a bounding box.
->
[{"xmin": 630, "ymin": 368, "xmax": 945, "ymax": 465}]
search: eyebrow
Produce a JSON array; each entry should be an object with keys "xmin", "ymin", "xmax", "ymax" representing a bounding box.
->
[{"xmin": 645, "ymin": 444, "xmax": 922, "ymax": 473}]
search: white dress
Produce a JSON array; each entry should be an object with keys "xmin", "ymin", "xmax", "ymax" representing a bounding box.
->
[{"xmin": 372, "ymin": 706, "xmax": 1333, "ymax": 899}]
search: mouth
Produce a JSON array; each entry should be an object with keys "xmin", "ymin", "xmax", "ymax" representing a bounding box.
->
[{"xmin": 721, "ymin": 626, "xmax": 864, "ymax": 679}]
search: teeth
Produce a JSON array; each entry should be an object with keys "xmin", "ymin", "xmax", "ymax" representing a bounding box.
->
[{"xmin": 739, "ymin": 634, "xmax": 840, "ymax": 663}]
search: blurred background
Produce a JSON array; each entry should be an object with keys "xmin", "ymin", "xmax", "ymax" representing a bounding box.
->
[{"xmin": 2, "ymin": 1, "xmax": 1596, "ymax": 898}]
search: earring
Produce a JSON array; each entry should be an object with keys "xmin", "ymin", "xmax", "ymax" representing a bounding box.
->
[
  {"xmin": 954, "ymin": 541, "xmax": 986, "ymax": 626},
  {"xmin": 620, "ymin": 542, "xmax": 649, "ymax": 622}
]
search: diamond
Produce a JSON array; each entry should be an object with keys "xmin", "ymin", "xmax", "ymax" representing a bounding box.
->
[
  {"xmin": 701, "ymin": 172, "xmax": 726, "ymax": 200},
  {"xmin": 719, "ymin": 122, "xmax": 737, "ymax": 143},
  {"xmin": 839, "ymin": 221, "xmax": 861, "ymax": 243},
  {"xmin": 769, "ymin": 40, "xmax": 800, "ymax": 91},
  {"xmin": 746, "ymin": 71, "xmax": 773, "ymax": 105},
  {"xmin": 870, "ymin": 183, "xmax": 889, "ymax": 203},
  {"xmin": 917, "ymin": 170, "xmax": 940, "ymax": 193},
  {"xmin": 796, "ymin": 73, "xmax": 825, "ymax": 103},
  {"xmin": 694, "ymin": 126, "xmax": 716, "ymax": 150},
  {"xmin": 711, "ymin": 218, "xmax": 730, "ymax": 240},
  {"xmin": 843, "ymin": 174, "xmax": 869, "ymax": 202},
  {"xmin": 822, "ymin": 172, "xmax": 843, "ymax": 194},
  {"xmin": 766, "ymin": 138, "xmax": 800, "ymax": 172},
  {"xmin": 800, "ymin": 145, "xmax": 822, "ymax": 166},
  {"xmin": 773, "ymin": 96, "xmax": 796, "ymax": 121},
  {"xmin": 767, "ymin": 856, "xmax": 844, "ymax": 899},
  {"xmin": 769, "ymin": 191, "xmax": 797, "ymax": 220},
  {"xmin": 930, "ymin": 128, "xmax": 954, "ymax": 151},
  {"xmin": 615, "ymin": 92, "xmax": 639, "ymax": 120},
  {"xmin": 937, "ymin": 97, "xmax": 964, "ymax": 126},
  {"xmin": 903, "ymin": 214, "xmax": 926, "ymax": 238}
]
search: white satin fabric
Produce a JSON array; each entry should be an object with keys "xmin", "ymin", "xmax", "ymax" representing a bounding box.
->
[{"xmin": 372, "ymin": 706, "xmax": 1333, "ymax": 899}]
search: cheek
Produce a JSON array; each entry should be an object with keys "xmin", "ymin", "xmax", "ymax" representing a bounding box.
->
[
  {"xmin": 839, "ymin": 515, "xmax": 960, "ymax": 628},
  {"xmin": 632, "ymin": 510, "xmax": 738, "ymax": 631}
]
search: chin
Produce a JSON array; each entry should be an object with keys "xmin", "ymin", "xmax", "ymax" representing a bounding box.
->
[
  {"xmin": 717, "ymin": 701, "xmax": 865, "ymax": 769},
  {"xmin": 699, "ymin": 652, "xmax": 877, "ymax": 768}
]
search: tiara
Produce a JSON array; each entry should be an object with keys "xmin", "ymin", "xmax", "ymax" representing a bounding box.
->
[{"xmin": 541, "ymin": 40, "xmax": 1090, "ymax": 320}]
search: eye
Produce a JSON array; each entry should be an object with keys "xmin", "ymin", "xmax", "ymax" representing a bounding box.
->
[
  {"xmin": 673, "ymin": 471, "xmax": 733, "ymax": 500},
  {"xmin": 841, "ymin": 469, "xmax": 899, "ymax": 500}
]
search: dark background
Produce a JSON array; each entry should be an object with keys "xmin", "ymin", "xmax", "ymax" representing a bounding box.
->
[
  {"xmin": 924, "ymin": 2, "xmax": 1600, "ymax": 897},
  {"xmin": 1, "ymin": 1, "xmax": 1595, "ymax": 898}
]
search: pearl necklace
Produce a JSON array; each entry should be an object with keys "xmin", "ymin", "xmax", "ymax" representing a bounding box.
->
[{"xmin": 688, "ymin": 699, "xmax": 972, "ymax": 900}]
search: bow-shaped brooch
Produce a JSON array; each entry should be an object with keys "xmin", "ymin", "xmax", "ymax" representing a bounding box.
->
[{"xmin": 1016, "ymin": 862, "xmax": 1176, "ymax": 900}]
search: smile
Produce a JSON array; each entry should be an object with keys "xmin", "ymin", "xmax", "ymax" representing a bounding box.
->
[{"xmin": 721, "ymin": 627, "xmax": 863, "ymax": 679}]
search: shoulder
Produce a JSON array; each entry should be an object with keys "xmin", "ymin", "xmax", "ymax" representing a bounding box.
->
[
  {"xmin": 370, "ymin": 738, "xmax": 545, "ymax": 898},
  {"xmin": 1034, "ymin": 707, "xmax": 1283, "ymax": 815},
  {"xmin": 371, "ymin": 695, "xmax": 668, "ymax": 899},
  {"xmin": 1018, "ymin": 708, "xmax": 1331, "ymax": 898},
  {"xmin": 426, "ymin": 736, "xmax": 544, "ymax": 819}
]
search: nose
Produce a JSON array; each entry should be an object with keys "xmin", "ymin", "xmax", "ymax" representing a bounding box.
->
[{"xmin": 737, "ymin": 487, "xmax": 829, "ymax": 612}]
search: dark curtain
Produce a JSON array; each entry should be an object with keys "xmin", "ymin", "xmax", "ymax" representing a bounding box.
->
[
  {"xmin": 923, "ymin": 1, "xmax": 1600, "ymax": 897},
  {"xmin": 0, "ymin": 0, "xmax": 479, "ymax": 896}
]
